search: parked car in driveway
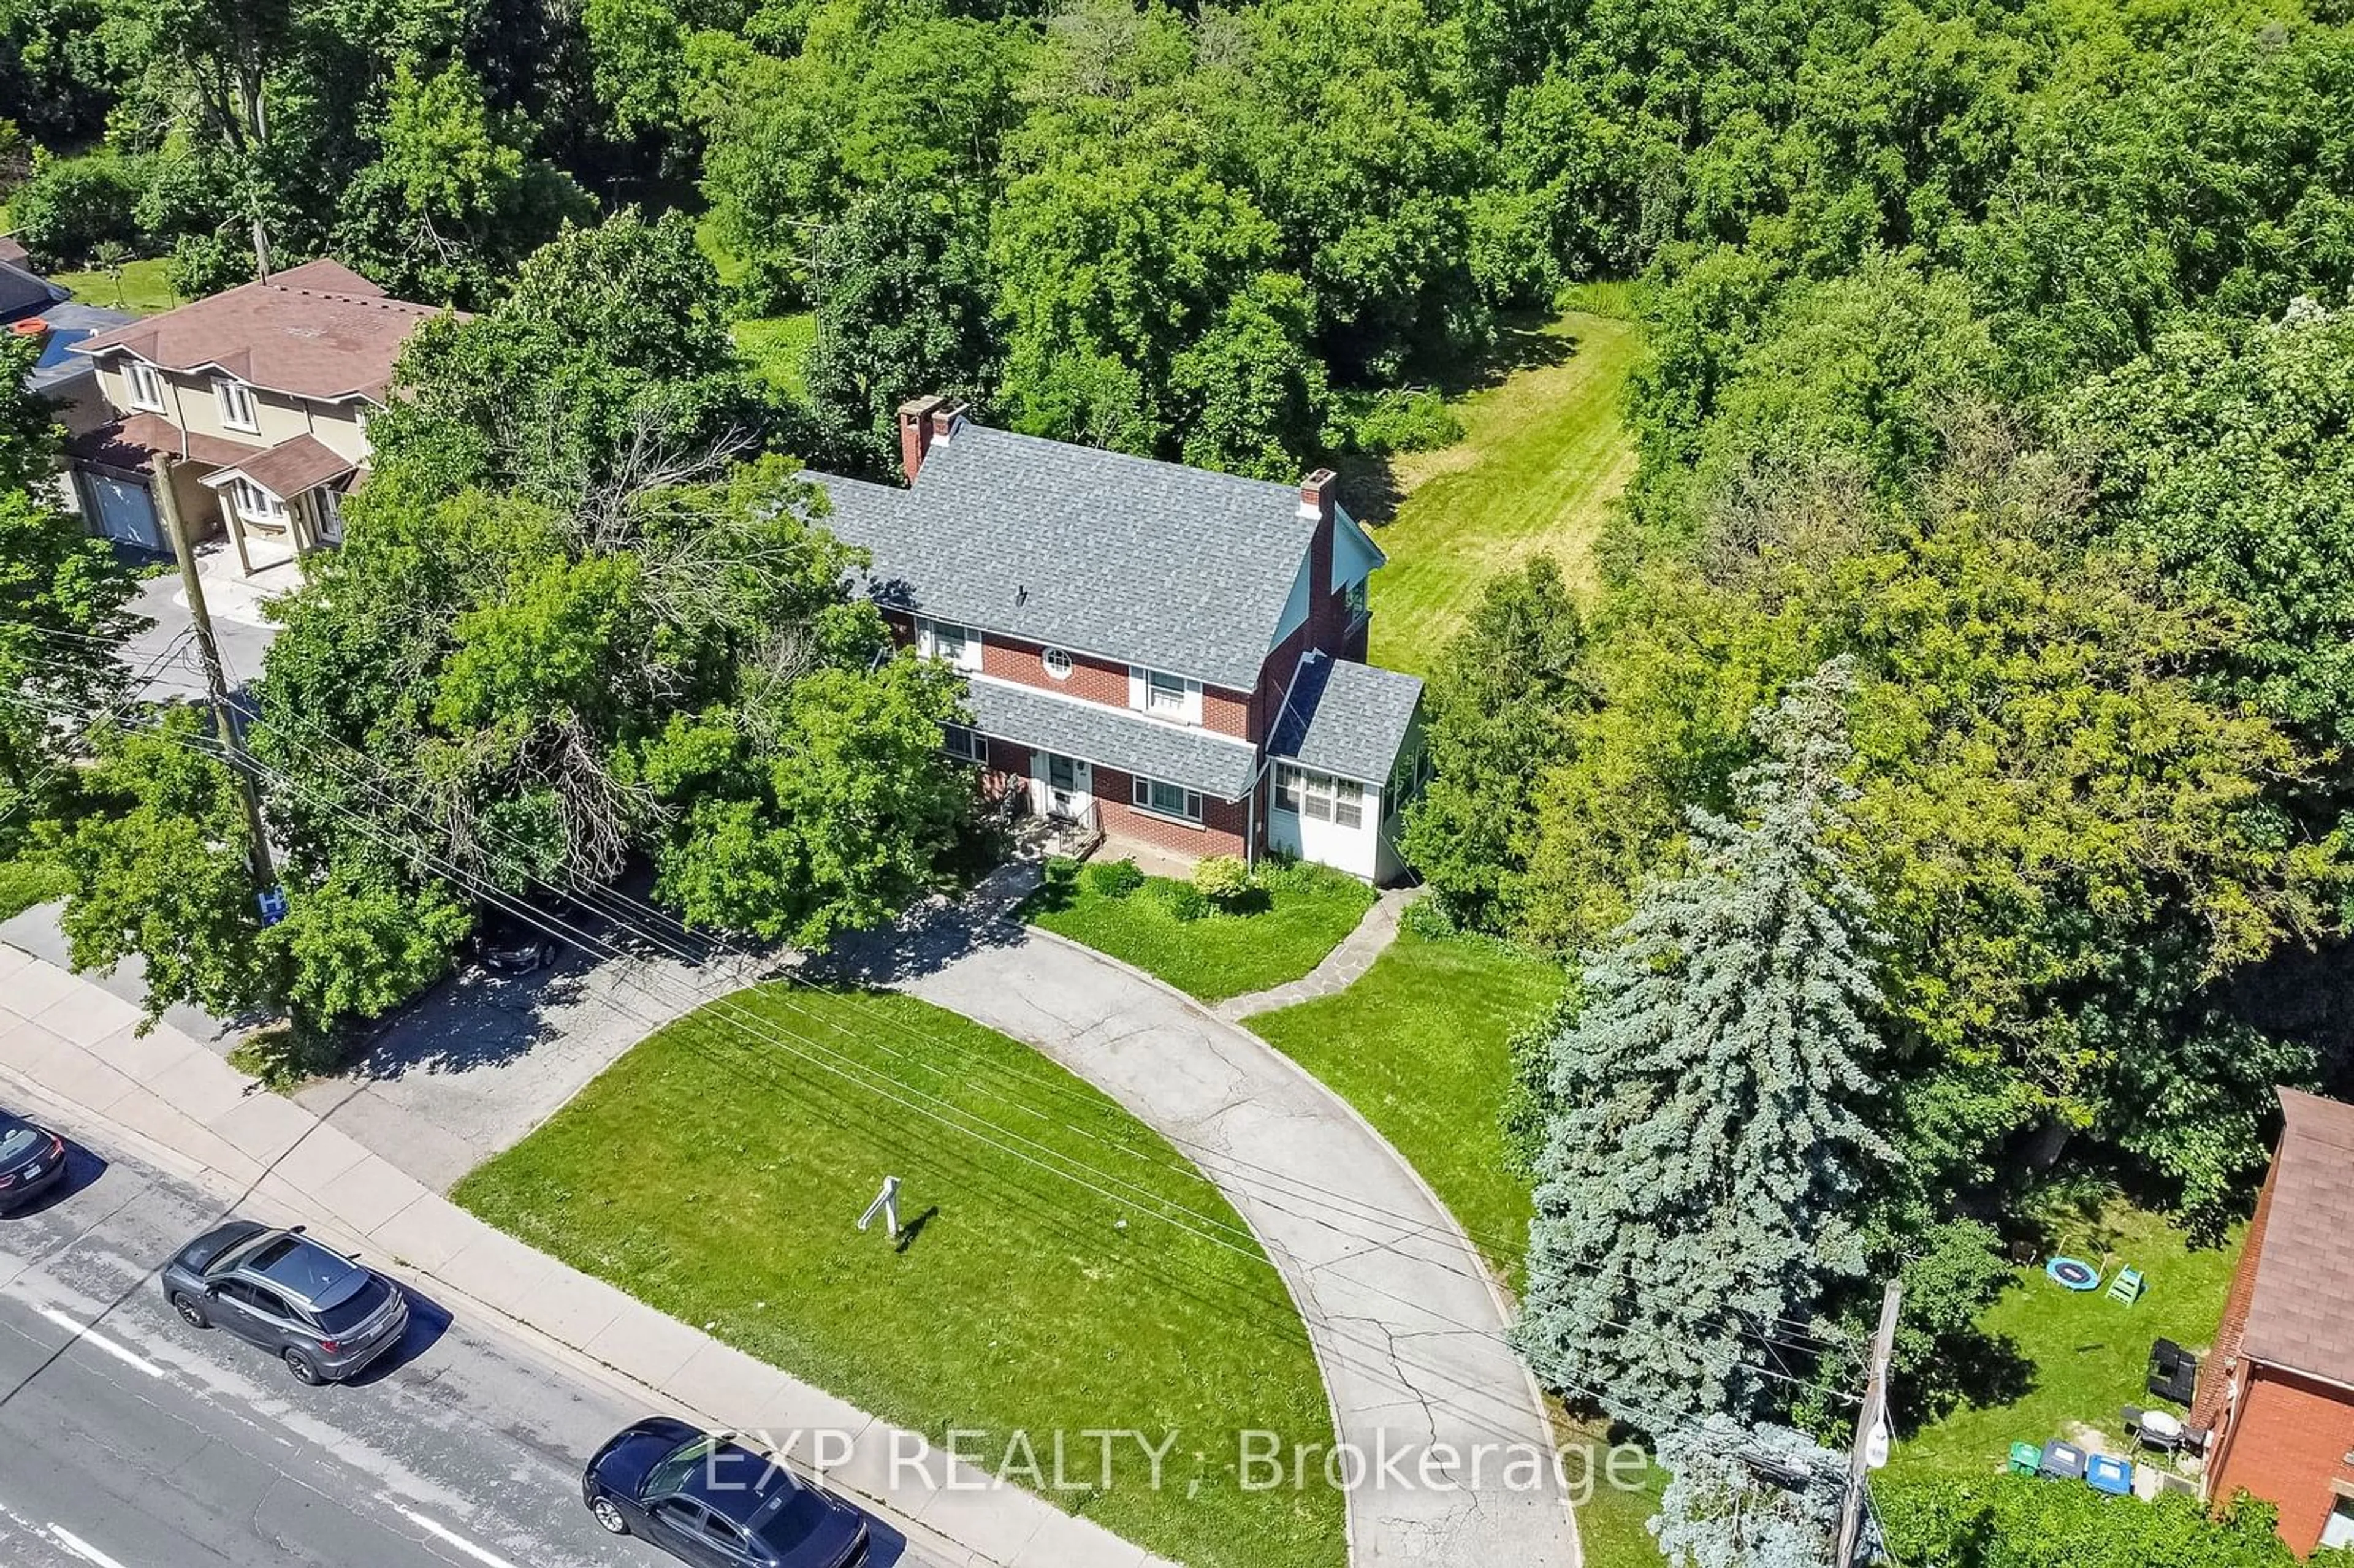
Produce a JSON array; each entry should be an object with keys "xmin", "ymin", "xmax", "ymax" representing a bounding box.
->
[
  {"xmin": 584, "ymin": 1418, "xmax": 870, "ymax": 1568},
  {"xmin": 0, "ymin": 1109, "xmax": 66, "ymax": 1211},
  {"xmin": 472, "ymin": 909, "xmax": 561, "ymax": 975},
  {"xmin": 161, "ymin": 1220, "xmax": 409, "ymax": 1383}
]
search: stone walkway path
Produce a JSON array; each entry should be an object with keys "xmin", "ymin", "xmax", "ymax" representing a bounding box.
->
[{"xmin": 1214, "ymin": 886, "xmax": 1422, "ymax": 1021}]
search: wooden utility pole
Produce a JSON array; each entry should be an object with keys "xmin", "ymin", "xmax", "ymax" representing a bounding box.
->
[
  {"xmin": 1835, "ymin": 1281, "xmax": 1903, "ymax": 1567},
  {"xmin": 156, "ymin": 454, "xmax": 275, "ymax": 891}
]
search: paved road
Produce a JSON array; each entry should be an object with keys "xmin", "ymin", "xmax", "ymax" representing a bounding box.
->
[{"xmin": 0, "ymin": 1133, "xmax": 930, "ymax": 1568}]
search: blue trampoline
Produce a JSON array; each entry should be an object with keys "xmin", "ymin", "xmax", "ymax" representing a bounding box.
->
[{"xmin": 2047, "ymin": 1256, "xmax": 2102, "ymax": 1291}]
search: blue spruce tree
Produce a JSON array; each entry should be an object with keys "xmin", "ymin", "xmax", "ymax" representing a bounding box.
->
[{"xmin": 1512, "ymin": 657, "xmax": 1891, "ymax": 1428}]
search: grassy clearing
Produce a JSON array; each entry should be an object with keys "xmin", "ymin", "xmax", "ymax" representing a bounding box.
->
[
  {"xmin": 1361, "ymin": 310, "xmax": 1641, "ymax": 674},
  {"xmin": 51, "ymin": 257, "xmax": 179, "ymax": 316},
  {"xmin": 1246, "ymin": 922, "xmax": 1565, "ymax": 1282},
  {"xmin": 457, "ymin": 984, "xmax": 1343, "ymax": 1568},
  {"xmin": 1892, "ymin": 1199, "xmax": 2241, "ymax": 1480},
  {"xmin": 734, "ymin": 311, "xmax": 818, "ymax": 400},
  {"xmin": 1026, "ymin": 857, "xmax": 1376, "ymax": 1003}
]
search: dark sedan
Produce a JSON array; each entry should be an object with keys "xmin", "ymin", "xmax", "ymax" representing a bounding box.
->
[
  {"xmin": 584, "ymin": 1418, "xmax": 869, "ymax": 1568},
  {"xmin": 0, "ymin": 1110, "xmax": 66, "ymax": 1211},
  {"xmin": 160, "ymin": 1220, "xmax": 410, "ymax": 1384}
]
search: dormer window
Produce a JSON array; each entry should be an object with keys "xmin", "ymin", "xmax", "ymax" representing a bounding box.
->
[
  {"xmin": 916, "ymin": 617, "xmax": 981, "ymax": 672},
  {"xmin": 1128, "ymin": 665, "xmax": 1204, "ymax": 725},
  {"xmin": 126, "ymin": 361, "xmax": 166, "ymax": 412},
  {"xmin": 1146, "ymin": 669, "xmax": 1187, "ymax": 717},
  {"xmin": 215, "ymin": 376, "xmax": 259, "ymax": 433}
]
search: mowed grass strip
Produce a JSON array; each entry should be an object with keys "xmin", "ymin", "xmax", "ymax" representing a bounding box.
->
[
  {"xmin": 455, "ymin": 984, "xmax": 1344, "ymax": 1568},
  {"xmin": 1247, "ymin": 924, "xmax": 1565, "ymax": 1285},
  {"xmin": 51, "ymin": 257, "xmax": 180, "ymax": 316},
  {"xmin": 1366, "ymin": 309, "xmax": 1641, "ymax": 674},
  {"xmin": 1026, "ymin": 859, "xmax": 1376, "ymax": 1003}
]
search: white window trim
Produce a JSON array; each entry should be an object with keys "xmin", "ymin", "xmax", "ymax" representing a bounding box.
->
[
  {"xmin": 125, "ymin": 360, "xmax": 167, "ymax": 413},
  {"xmin": 916, "ymin": 616, "xmax": 981, "ymax": 672},
  {"xmin": 1130, "ymin": 774, "xmax": 1205, "ymax": 825},
  {"xmin": 1275, "ymin": 763, "xmax": 1365, "ymax": 829},
  {"xmin": 940, "ymin": 722, "xmax": 985, "ymax": 763},
  {"xmin": 1128, "ymin": 664, "xmax": 1204, "ymax": 725},
  {"xmin": 215, "ymin": 376, "xmax": 259, "ymax": 434},
  {"xmin": 226, "ymin": 477, "xmax": 288, "ymax": 529},
  {"xmin": 1040, "ymin": 647, "xmax": 1073, "ymax": 681}
]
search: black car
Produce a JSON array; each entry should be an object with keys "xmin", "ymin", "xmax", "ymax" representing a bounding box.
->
[
  {"xmin": 0, "ymin": 1111, "xmax": 66, "ymax": 1211},
  {"xmin": 159, "ymin": 1220, "xmax": 409, "ymax": 1384},
  {"xmin": 473, "ymin": 909, "xmax": 560, "ymax": 974},
  {"xmin": 584, "ymin": 1418, "xmax": 869, "ymax": 1568}
]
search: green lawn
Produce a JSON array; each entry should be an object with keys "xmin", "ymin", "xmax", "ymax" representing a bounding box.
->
[
  {"xmin": 1247, "ymin": 923, "xmax": 1566, "ymax": 1281},
  {"xmin": 1364, "ymin": 308, "xmax": 1641, "ymax": 674},
  {"xmin": 734, "ymin": 311, "xmax": 818, "ymax": 400},
  {"xmin": 51, "ymin": 257, "xmax": 180, "ymax": 316},
  {"xmin": 1026, "ymin": 858, "xmax": 1376, "ymax": 1003},
  {"xmin": 458, "ymin": 985, "xmax": 1342, "ymax": 1568},
  {"xmin": 0, "ymin": 852, "xmax": 68, "ymax": 919},
  {"xmin": 1892, "ymin": 1200, "xmax": 2242, "ymax": 1479}
]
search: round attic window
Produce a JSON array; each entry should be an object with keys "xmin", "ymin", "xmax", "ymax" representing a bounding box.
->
[{"xmin": 1041, "ymin": 647, "xmax": 1073, "ymax": 680}]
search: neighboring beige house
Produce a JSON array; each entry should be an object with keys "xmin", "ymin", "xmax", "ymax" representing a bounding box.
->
[{"xmin": 64, "ymin": 259, "xmax": 446, "ymax": 568}]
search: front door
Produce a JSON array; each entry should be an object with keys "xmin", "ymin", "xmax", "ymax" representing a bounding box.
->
[{"xmin": 1033, "ymin": 752, "xmax": 1092, "ymax": 821}]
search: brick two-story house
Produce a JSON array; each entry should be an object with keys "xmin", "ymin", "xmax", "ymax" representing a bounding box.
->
[
  {"xmin": 63, "ymin": 259, "xmax": 445, "ymax": 566},
  {"xmin": 808, "ymin": 396, "xmax": 1427, "ymax": 883}
]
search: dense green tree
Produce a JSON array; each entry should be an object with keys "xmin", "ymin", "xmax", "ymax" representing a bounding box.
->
[
  {"xmin": 1403, "ymin": 556, "xmax": 1590, "ymax": 933},
  {"xmin": 1515, "ymin": 660, "xmax": 1889, "ymax": 1426},
  {"xmin": 333, "ymin": 59, "xmax": 592, "ymax": 306},
  {"xmin": 0, "ymin": 332, "xmax": 143, "ymax": 835},
  {"xmin": 8, "ymin": 150, "xmax": 146, "ymax": 266},
  {"xmin": 364, "ymin": 207, "xmax": 753, "ymax": 505},
  {"xmin": 802, "ymin": 183, "xmax": 997, "ymax": 474},
  {"xmin": 2065, "ymin": 301, "xmax": 2354, "ymax": 755},
  {"xmin": 1883, "ymin": 1475, "xmax": 2296, "ymax": 1568}
]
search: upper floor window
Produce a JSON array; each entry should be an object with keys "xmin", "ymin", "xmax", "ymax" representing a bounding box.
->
[
  {"xmin": 126, "ymin": 361, "xmax": 166, "ymax": 412},
  {"xmin": 1345, "ymin": 577, "xmax": 1371, "ymax": 623},
  {"xmin": 1146, "ymin": 669, "xmax": 1187, "ymax": 716},
  {"xmin": 1040, "ymin": 647, "xmax": 1073, "ymax": 681},
  {"xmin": 916, "ymin": 617, "xmax": 981, "ymax": 672},
  {"xmin": 215, "ymin": 376, "xmax": 259, "ymax": 433}
]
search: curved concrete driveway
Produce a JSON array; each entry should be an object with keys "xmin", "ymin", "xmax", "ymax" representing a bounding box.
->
[{"xmin": 868, "ymin": 911, "xmax": 1580, "ymax": 1568}]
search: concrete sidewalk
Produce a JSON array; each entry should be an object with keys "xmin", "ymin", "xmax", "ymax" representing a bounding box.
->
[{"xmin": 0, "ymin": 942, "xmax": 1167, "ymax": 1568}]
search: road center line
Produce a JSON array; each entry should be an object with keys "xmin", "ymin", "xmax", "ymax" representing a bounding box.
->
[
  {"xmin": 33, "ymin": 1308, "xmax": 166, "ymax": 1380},
  {"xmin": 392, "ymin": 1505, "xmax": 527, "ymax": 1568},
  {"xmin": 50, "ymin": 1524, "xmax": 135, "ymax": 1568}
]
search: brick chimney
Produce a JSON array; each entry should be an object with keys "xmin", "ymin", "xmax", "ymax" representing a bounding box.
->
[
  {"xmin": 1299, "ymin": 468, "xmax": 1340, "ymax": 653},
  {"xmin": 897, "ymin": 394, "xmax": 948, "ymax": 483}
]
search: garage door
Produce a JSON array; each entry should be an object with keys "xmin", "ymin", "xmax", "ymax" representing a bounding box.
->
[{"xmin": 83, "ymin": 472, "xmax": 162, "ymax": 551}]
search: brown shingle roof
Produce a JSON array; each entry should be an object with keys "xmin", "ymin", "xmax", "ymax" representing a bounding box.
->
[
  {"xmin": 67, "ymin": 411, "xmax": 259, "ymax": 473},
  {"xmin": 70, "ymin": 263, "xmax": 448, "ymax": 403},
  {"xmin": 208, "ymin": 433, "xmax": 354, "ymax": 499},
  {"xmin": 2239, "ymin": 1088, "xmax": 2354, "ymax": 1386},
  {"xmin": 0, "ymin": 236, "xmax": 28, "ymax": 268}
]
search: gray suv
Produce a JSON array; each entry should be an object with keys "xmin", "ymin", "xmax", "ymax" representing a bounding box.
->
[{"xmin": 161, "ymin": 1220, "xmax": 410, "ymax": 1384}]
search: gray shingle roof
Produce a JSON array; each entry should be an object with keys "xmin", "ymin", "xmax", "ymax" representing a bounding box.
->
[
  {"xmin": 1268, "ymin": 657, "xmax": 1423, "ymax": 784},
  {"xmin": 807, "ymin": 424, "xmax": 1317, "ymax": 692},
  {"xmin": 964, "ymin": 677, "xmax": 1260, "ymax": 799}
]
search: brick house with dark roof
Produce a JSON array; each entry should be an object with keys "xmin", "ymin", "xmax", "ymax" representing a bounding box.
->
[
  {"xmin": 806, "ymin": 395, "xmax": 1427, "ymax": 880},
  {"xmin": 62, "ymin": 259, "xmax": 449, "ymax": 568},
  {"xmin": 2193, "ymin": 1087, "xmax": 2354, "ymax": 1555}
]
